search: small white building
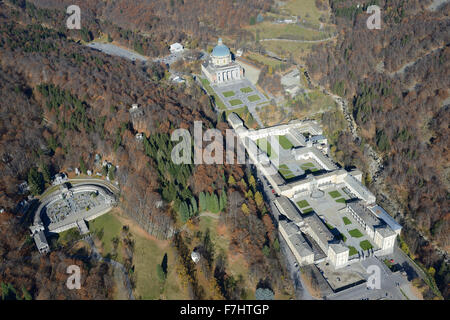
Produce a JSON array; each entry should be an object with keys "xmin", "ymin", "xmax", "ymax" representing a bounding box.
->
[
  {"xmin": 170, "ymin": 42, "xmax": 184, "ymax": 53},
  {"xmin": 52, "ymin": 173, "xmax": 68, "ymax": 186},
  {"xmin": 328, "ymin": 243, "xmax": 349, "ymax": 269},
  {"xmin": 191, "ymin": 250, "xmax": 200, "ymax": 263}
]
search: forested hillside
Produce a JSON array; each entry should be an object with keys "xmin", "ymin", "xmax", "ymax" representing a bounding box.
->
[
  {"xmin": 306, "ymin": 0, "xmax": 449, "ymax": 298},
  {"xmin": 14, "ymin": 0, "xmax": 273, "ymax": 56},
  {"xmin": 0, "ymin": 0, "xmax": 291, "ymax": 299}
]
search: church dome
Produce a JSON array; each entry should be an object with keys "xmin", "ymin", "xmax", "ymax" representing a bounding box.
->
[{"xmin": 211, "ymin": 38, "xmax": 230, "ymax": 57}]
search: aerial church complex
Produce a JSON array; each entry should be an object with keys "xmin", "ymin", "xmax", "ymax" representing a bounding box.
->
[{"xmin": 201, "ymin": 38, "xmax": 243, "ymax": 84}]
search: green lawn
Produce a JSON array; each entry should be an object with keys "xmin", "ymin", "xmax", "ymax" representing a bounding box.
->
[
  {"xmin": 240, "ymin": 87, "xmax": 253, "ymax": 93},
  {"xmin": 89, "ymin": 212, "xmax": 124, "ymax": 259},
  {"xmin": 257, "ymin": 138, "xmax": 277, "ymax": 158},
  {"xmin": 90, "ymin": 212, "xmax": 188, "ymax": 299},
  {"xmin": 223, "ymin": 91, "xmax": 235, "ymax": 97},
  {"xmin": 360, "ymin": 240, "xmax": 373, "ymax": 251},
  {"xmin": 301, "ymin": 208, "xmax": 313, "ymax": 214},
  {"xmin": 200, "ymin": 77, "xmax": 226, "ymax": 110},
  {"xmin": 335, "ymin": 198, "xmax": 346, "ymax": 204},
  {"xmin": 248, "ymin": 94, "xmax": 261, "ymax": 102},
  {"xmin": 278, "ymin": 164, "xmax": 295, "ymax": 179},
  {"xmin": 229, "ymin": 99, "xmax": 243, "ymax": 106},
  {"xmin": 343, "ymin": 217, "xmax": 352, "ymax": 225},
  {"xmin": 300, "ymin": 162, "xmax": 317, "ymax": 171},
  {"xmin": 302, "ymin": 162, "xmax": 315, "ymax": 168},
  {"xmin": 278, "ymin": 135, "xmax": 294, "ymax": 149},
  {"xmin": 348, "ymin": 246, "xmax": 358, "ymax": 256},
  {"xmin": 328, "ymin": 190, "xmax": 342, "ymax": 198},
  {"xmin": 296, "ymin": 200, "xmax": 310, "ymax": 208},
  {"xmin": 348, "ymin": 229, "xmax": 364, "ymax": 238}
]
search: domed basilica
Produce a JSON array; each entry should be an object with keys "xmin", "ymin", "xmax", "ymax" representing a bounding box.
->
[{"xmin": 201, "ymin": 38, "xmax": 244, "ymax": 85}]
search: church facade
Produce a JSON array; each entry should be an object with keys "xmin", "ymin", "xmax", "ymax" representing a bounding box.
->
[{"xmin": 201, "ymin": 38, "xmax": 244, "ymax": 85}]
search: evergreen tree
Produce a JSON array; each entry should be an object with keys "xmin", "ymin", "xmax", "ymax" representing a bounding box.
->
[
  {"xmin": 79, "ymin": 156, "xmax": 87, "ymax": 174},
  {"xmin": 28, "ymin": 167, "xmax": 44, "ymax": 196},
  {"xmin": 211, "ymin": 193, "xmax": 220, "ymax": 213},
  {"xmin": 40, "ymin": 162, "xmax": 51, "ymax": 184},
  {"xmin": 190, "ymin": 197, "xmax": 198, "ymax": 215},
  {"xmin": 179, "ymin": 201, "xmax": 190, "ymax": 222},
  {"xmin": 199, "ymin": 192, "xmax": 206, "ymax": 212},
  {"xmin": 108, "ymin": 167, "xmax": 115, "ymax": 181}
]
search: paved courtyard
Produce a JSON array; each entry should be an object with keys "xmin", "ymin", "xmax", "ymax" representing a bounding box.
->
[{"xmin": 211, "ymin": 78, "xmax": 269, "ymax": 110}]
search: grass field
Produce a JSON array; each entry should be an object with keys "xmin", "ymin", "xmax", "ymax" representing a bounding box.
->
[
  {"xmin": 301, "ymin": 208, "xmax": 314, "ymax": 214},
  {"xmin": 200, "ymin": 77, "xmax": 226, "ymax": 110},
  {"xmin": 348, "ymin": 246, "xmax": 358, "ymax": 256},
  {"xmin": 245, "ymin": 52, "xmax": 286, "ymax": 69},
  {"xmin": 257, "ymin": 138, "xmax": 277, "ymax": 158},
  {"xmin": 300, "ymin": 162, "xmax": 319, "ymax": 172},
  {"xmin": 248, "ymin": 94, "xmax": 261, "ymax": 102},
  {"xmin": 89, "ymin": 211, "xmax": 188, "ymax": 300},
  {"xmin": 343, "ymin": 217, "xmax": 352, "ymax": 225},
  {"xmin": 260, "ymin": 40, "xmax": 316, "ymax": 64},
  {"xmin": 240, "ymin": 87, "xmax": 253, "ymax": 93},
  {"xmin": 348, "ymin": 229, "xmax": 364, "ymax": 238},
  {"xmin": 281, "ymin": 0, "xmax": 329, "ymax": 26},
  {"xmin": 89, "ymin": 212, "xmax": 124, "ymax": 259},
  {"xmin": 335, "ymin": 198, "xmax": 346, "ymax": 204},
  {"xmin": 278, "ymin": 164, "xmax": 296, "ymax": 179},
  {"xmin": 296, "ymin": 200, "xmax": 310, "ymax": 208},
  {"xmin": 328, "ymin": 190, "xmax": 342, "ymax": 198},
  {"xmin": 278, "ymin": 135, "xmax": 294, "ymax": 149},
  {"xmin": 223, "ymin": 91, "xmax": 235, "ymax": 97},
  {"xmin": 360, "ymin": 240, "xmax": 373, "ymax": 251},
  {"xmin": 248, "ymin": 21, "xmax": 327, "ymax": 41},
  {"xmin": 229, "ymin": 99, "xmax": 243, "ymax": 106}
]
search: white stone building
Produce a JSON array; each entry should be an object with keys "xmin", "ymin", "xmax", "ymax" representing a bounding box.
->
[
  {"xmin": 169, "ymin": 42, "xmax": 184, "ymax": 53},
  {"xmin": 201, "ymin": 38, "xmax": 243, "ymax": 85}
]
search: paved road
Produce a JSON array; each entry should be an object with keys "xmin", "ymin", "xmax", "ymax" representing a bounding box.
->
[{"xmin": 259, "ymin": 35, "xmax": 336, "ymax": 44}]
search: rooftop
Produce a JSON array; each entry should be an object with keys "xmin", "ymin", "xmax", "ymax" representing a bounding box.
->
[
  {"xmin": 274, "ymin": 196, "xmax": 303, "ymax": 225},
  {"xmin": 212, "ymin": 38, "xmax": 230, "ymax": 57},
  {"xmin": 347, "ymin": 200, "xmax": 380, "ymax": 230},
  {"xmin": 303, "ymin": 212, "xmax": 334, "ymax": 247}
]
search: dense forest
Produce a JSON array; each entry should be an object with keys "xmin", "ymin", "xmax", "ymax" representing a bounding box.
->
[
  {"xmin": 306, "ymin": 0, "xmax": 449, "ymax": 298},
  {"xmin": 0, "ymin": 0, "xmax": 291, "ymax": 299},
  {"xmin": 7, "ymin": 0, "xmax": 273, "ymax": 56}
]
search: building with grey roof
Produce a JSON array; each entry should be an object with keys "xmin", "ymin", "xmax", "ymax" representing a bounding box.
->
[
  {"xmin": 274, "ymin": 196, "xmax": 304, "ymax": 226},
  {"xmin": 302, "ymin": 212, "xmax": 334, "ymax": 254},
  {"xmin": 343, "ymin": 174, "xmax": 376, "ymax": 204},
  {"xmin": 368, "ymin": 204, "xmax": 402, "ymax": 235},
  {"xmin": 279, "ymin": 219, "xmax": 314, "ymax": 266},
  {"xmin": 347, "ymin": 200, "xmax": 397, "ymax": 253},
  {"xmin": 33, "ymin": 230, "xmax": 50, "ymax": 254}
]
